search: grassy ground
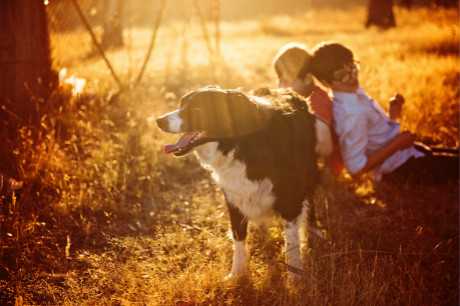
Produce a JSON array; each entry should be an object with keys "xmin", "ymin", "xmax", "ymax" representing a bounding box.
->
[{"xmin": 1, "ymin": 6, "xmax": 458, "ymax": 306}]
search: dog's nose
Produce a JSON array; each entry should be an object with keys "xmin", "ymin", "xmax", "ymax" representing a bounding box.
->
[
  {"xmin": 156, "ymin": 109, "xmax": 184, "ymax": 133},
  {"xmin": 156, "ymin": 115, "xmax": 169, "ymax": 131}
]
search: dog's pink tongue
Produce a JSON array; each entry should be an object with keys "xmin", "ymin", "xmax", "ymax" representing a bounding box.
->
[
  {"xmin": 164, "ymin": 132, "xmax": 197, "ymax": 154},
  {"xmin": 164, "ymin": 144, "xmax": 179, "ymax": 154}
]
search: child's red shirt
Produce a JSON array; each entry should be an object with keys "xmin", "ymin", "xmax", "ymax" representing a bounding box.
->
[{"xmin": 307, "ymin": 86, "xmax": 344, "ymax": 176}]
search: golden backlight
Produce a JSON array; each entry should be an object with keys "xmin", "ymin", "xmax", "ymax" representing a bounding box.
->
[{"xmin": 1, "ymin": 1, "xmax": 458, "ymax": 305}]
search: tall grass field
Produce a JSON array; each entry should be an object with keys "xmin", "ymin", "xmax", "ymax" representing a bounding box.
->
[{"xmin": 0, "ymin": 6, "xmax": 458, "ymax": 306}]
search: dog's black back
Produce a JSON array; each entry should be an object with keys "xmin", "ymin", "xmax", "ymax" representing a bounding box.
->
[{"xmin": 217, "ymin": 90, "xmax": 318, "ymax": 221}]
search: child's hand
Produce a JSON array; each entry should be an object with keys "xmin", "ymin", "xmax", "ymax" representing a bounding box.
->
[
  {"xmin": 397, "ymin": 131, "xmax": 415, "ymax": 149},
  {"xmin": 389, "ymin": 93, "xmax": 404, "ymax": 120}
]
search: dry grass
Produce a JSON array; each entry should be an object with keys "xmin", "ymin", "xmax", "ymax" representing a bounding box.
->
[{"xmin": 1, "ymin": 6, "xmax": 458, "ymax": 306}]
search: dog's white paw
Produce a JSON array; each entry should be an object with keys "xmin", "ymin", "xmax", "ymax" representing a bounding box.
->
[
  {"xmin": 227, "ymin": 240, "xmax": 248, "ymax": 282},
  {"xmin": 227, "ymin": 264, "xmax": 248, "ymax": 279},
  {"xmin": 224, "ymin": 271, "xmax": 248, "ymax": 283}
]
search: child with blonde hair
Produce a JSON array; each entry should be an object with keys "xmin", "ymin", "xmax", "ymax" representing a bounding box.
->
[
  {"xmin": 273, "ymin": 42, "xmax": 342, "ymax": 173},
  {"xmin": 272, "ymin": 43, "xmax": 344, "ymax": 238}
]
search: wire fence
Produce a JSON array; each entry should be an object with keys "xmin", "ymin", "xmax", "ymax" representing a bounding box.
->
[{"xmin": 46, "ymin": 0, "xmax": 224, "ymax": 90}]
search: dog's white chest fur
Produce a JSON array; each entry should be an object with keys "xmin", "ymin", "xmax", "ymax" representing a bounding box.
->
[{"xmin": 195, "ymin": 142, "xmax": 275, "ymax": 220}]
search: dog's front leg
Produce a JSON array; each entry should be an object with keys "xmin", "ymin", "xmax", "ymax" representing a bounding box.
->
[
  {"xmin": 284, "ymin": 218, "xmax": 302, "ymax": 281},
  {"xmin": 226, "ymin": 202, "xmax": 248, "ymax": 279}
]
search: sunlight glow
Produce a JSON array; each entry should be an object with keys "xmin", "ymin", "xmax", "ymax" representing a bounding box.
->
[{"xmin": 59, "ymin": 68, "xmax": 86, "ymax": 96}]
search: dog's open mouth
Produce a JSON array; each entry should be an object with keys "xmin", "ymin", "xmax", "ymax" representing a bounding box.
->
[{"xmin": 164, "ymin": 131, "xmax": 207, "ymax": 156}]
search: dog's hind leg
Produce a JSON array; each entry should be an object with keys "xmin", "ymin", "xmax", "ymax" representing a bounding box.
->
[
  {"xmin": 284, "ymin": 217, "xmax": 303, "ymax": 282},
  {"xmin": 226, "ymin": 202, "xmax": 249, "ymax": 279},
  {"xmin": 303, "ymin": 198, "xmax": 328, "ymax": 241}
]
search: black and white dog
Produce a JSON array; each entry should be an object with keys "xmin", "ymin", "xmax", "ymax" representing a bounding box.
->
[{"xmin": 156, "ymin": 87, "xmax": 332, "ymax": 280}]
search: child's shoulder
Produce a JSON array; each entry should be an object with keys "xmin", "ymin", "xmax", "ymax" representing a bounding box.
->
[
  {"xmin": 310, "ymin": 86, "xmax": 331, "ymax": 103},
  {"xmin": 308, "ymin": 85, "xmax": 333, "ymax": 125},
  {"xmin": 332, "ymin": 95, "xmax": 367, "ymax": 119}
]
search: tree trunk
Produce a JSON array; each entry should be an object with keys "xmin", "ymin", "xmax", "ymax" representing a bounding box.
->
[
  {"xmin": 366, "ymin": 0, "xmax": 396, "ymax": 29},
  {"xmin": 0, "ymin": 0, "xmax": 55, "ymax": 125},
  {"xmin": 400, "ymin": 0, "xmax": 412, "ymax": 9},
  {"xmin": 0, "ymin": 0, "xmax": 54, "ymax": 176}
]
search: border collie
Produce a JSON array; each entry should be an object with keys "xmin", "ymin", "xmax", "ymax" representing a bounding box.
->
[{"xmin": 156, "ymin": 87, "xmax": 331, "ymax": 280}]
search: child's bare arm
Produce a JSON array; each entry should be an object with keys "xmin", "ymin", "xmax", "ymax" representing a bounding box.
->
[{"xmin": 353, "ymin": 131, "xmax": 415, "ymax": 177}]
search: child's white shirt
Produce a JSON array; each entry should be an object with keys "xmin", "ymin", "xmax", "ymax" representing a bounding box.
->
[{"xmin": 332, "ymin": 88, "xmax": 424, "ymax": 180}]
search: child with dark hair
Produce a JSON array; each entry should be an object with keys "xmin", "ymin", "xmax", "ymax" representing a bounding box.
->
[{"xmin": 307, "ymin": 42, "xmax": 458, "ymax": 184}]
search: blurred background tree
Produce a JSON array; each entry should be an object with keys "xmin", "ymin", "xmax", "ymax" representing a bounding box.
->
[
  {"xmin": 0, "ymin": 0, "xmax": 55, "ymax": 178},
  {"xmin": 0, "ymin": 0, "xmax": 54, "ymax": 123},
  {"xmin": 101, "ymin": 0, "xmax": 124, "ymax": 49},
  {"xmin": 366, "ymin": 0, "xmax": 396, "ymax": 29}
]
